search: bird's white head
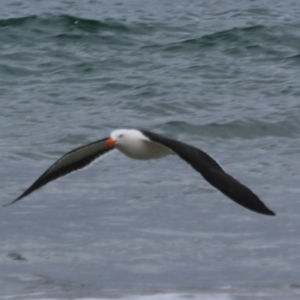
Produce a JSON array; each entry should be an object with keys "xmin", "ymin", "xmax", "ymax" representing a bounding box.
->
[
  {"xmin": 106, "ymin": 128, "xmax": 173, "ymax": 160},
  {"xmin": 110, "ymin": 129, "xmax": 129, "ymax": 142},
  {"xmin": 106, "ymin": 129, "xmax": 147, "ymax": 149},
  {"xmin": 105, "ymin": 129, "xmax": 153, "ymax": 159}
]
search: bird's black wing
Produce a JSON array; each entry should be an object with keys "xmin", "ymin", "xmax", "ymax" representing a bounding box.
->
[
  {"xmin": 142, "ymin": 130, "xmax": 275, "ymax": 216},
  {"xmin": 5, "ymin": 138, "xmax": 113, "ymax": 206}
]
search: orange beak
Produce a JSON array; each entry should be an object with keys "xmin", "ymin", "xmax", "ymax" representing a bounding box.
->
[{"xmin": 105, "ymin": 137, "xmax": 115, "ymax": 149}]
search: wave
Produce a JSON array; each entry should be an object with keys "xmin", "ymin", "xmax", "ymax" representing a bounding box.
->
[
  {"xmin": 159, "ymin": 117, "xmax": 299, "ymax": 139},
  {"xmin": 0, "ymin": 15, "xmax": 37, "ymax": 27},
  {"xmin": 176, "ymin": 25, "xmax": 266, "ymax": 47},
  {"xmin": 1, "ymin": 14, "xmax": 299, "ymax": 59},
  {"xmin": 141, "ymin": 25, "xmax": 267, "ymax": 50},
  {"xmin": 1, "ymin": 287, "xmax": 297, "ymax": 300},
  {"xmin": 0, "ymin": 14, "xmax": 150, "ymax": 34},
  {"xmin": 143, "ymin": 24, "xmax": 299, "ymax": 59}
]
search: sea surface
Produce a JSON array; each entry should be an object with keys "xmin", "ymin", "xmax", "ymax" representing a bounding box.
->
[{"xmin": 1, "ymin": 0, "xmax": 300, "ymax": 299}]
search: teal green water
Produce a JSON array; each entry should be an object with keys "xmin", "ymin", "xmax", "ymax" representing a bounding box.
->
[{"xmin": 1, "ymin": 1, "xmax": 300, "ymax": 299}]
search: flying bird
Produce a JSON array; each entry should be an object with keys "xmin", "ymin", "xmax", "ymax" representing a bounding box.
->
[{"xmin": 5, "ymin": 129, "xmax": 275, "ymax": 216}]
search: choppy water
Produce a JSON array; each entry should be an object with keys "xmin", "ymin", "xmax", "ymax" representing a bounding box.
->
[{"xmin": 1, "ymin": 0, "xmax": 300, "ymax": 299}]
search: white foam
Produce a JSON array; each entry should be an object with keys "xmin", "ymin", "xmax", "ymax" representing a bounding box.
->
[
  {"xmin": 0, "ymin": 292, "xmax": 233, "ymax": 300},
  {"xmin": 101, "ymin": 293, "xmax": 232, "ymax": 300}
]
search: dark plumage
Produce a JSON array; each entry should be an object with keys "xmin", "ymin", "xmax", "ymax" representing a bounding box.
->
[{"xmin": 5, "ymin": 129, "xmax": 275, "ymax": 216}]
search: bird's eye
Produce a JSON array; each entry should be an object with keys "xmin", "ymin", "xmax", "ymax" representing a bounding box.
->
[{"xmin": 119, "ymin": 134, "xmax": 123, "ymax": 138}]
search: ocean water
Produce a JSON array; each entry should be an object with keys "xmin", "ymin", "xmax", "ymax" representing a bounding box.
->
[{"xmin": 1, "ymin": 0, "xmax": 300, "ymax": 299}]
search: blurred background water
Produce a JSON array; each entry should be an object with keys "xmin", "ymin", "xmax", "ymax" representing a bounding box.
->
[{"xmin": 1, "ymin": 0, "xmax": 300, "ymax": 299}]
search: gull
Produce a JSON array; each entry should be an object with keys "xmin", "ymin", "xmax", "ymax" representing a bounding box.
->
[{"xmin": 5, "ymin": 129, "xmax": 275, "ymax": 216}]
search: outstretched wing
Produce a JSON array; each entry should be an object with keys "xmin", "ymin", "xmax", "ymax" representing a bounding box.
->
[
  {"xmin": 5, "ymin": 138, "xmax": 113, "ymax": 206},
  {"xmin": 142, "ymin": 130, "xmax": 275, "ymax": 216}
]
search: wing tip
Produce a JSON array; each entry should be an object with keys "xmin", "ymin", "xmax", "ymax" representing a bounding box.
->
[
  {"xmin": 263, "ymin": 208, "xmax": 276, "ymax": 216},
  {"xmin": 3, "ymin": 200, "xmax": 18, "ymax": 208},
  {"xmin": 3, "ymin": 195, "xmax": 23, "ymax": 207},
  {"xmin": 256, "ymin": 204, "xmax": 276, "ymax": 216}
]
